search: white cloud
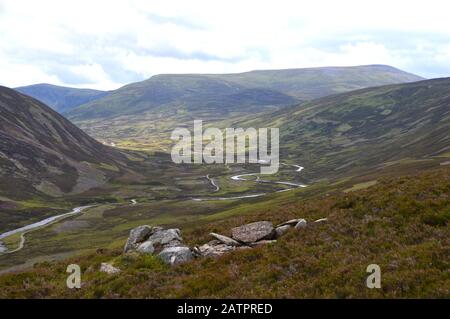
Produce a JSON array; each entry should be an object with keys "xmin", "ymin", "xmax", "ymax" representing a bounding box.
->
[{"xmin": 1, "ymin": 0, "xmax": 450, "ymax": 90}]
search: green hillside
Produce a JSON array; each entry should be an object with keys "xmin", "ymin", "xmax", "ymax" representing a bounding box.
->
[{"xmin": 237, "ymin": 77, "xmax": 450, "ymax": 181}]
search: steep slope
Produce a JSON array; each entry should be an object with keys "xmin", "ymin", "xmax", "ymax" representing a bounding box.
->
[
  {"xmin": 15, "ymin": 84, "xmax": 109, "ymax": 113},
  {"xmin": 0, "ymin": 86, "xmax": 129, "ymax": 200},
  {"xmin": 239, "ymin": 77, "xmax": 450, "ymax": 180},
  {"xmin": 65, "ymin": 65, "xmax": 423, "ymax": 150}
]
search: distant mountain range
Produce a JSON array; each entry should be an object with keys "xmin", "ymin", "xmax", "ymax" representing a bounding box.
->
[
  {"xmin": 15, "ymin": 65, "xmax": 417, "ymax": 149},
  {"xmin": 66, "ymin": 64, "xmax": 422, "ymax": 120},
  {"xmin": 15, "ymin": 83, "xmax": 110, "ymax": 113},
  {"xmin": 0, "ymin": 86, "xmax": 129, "ymax": 199}
]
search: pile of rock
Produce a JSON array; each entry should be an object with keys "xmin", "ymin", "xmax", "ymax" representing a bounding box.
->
[
  {"xmin": 121, "ymin": 217, "xmax": 327, "ymax": 267},
  {"xmin": 123, "ymin": 225, "xmax": 193, "ymax": 265}
]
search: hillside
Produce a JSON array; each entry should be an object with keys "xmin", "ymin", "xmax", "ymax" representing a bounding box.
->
[
  {"xmin": 237, "ymin": 77, "xmax": 450, "ymax": 181},
  {"xmin": 0, "ymin": 85, "xmax": 130, "ymax": 201},
  {"xmin": 15, "ymin": 84, "xmax": 109, "ymax": 113},
  {"xmin": 1, "ymin": 165, "xmax": 448, "ymax": 298},
  {"xmin": 65, "ymin": 65, "xmax": 423, "ymax": 150}
]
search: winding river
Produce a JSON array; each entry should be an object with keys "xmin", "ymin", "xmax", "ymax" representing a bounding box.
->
[{"xmin": 193, "ymin": 163, "xmax": 306, "ymax": 201}]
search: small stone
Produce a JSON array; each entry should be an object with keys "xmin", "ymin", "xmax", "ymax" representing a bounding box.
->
[
  {"xmin": 210, "ymin": 233, "xmax": 241, "ymax": 246},
  {"xmin": 276, "ymin": 219, "xmax": 305, "ymax": 227},
  {"xmin": 275, "ymin": 225, "xmax": 291, "ymax": 238},
  {"xmin": 294, "ymin": 219, "xmax": 307, "ymax": 229},
  {"xmin": 100, "ymin": 263, "xmax": 121, "ymax": 274}
]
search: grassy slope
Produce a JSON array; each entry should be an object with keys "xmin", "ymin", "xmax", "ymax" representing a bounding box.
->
[
  {"xmin": 237, "ymin": 77, "xmax": 450, "ymax": 181},
  {"xmin": 0, "ymin": 166, "xmax": 448, "ymax": 298}
]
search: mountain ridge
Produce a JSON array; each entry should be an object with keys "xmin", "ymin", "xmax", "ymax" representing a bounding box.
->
[
  {"xmin": 0, "ymin": 85, "xmax": 130, "ymax": 200},
  {"xmin": 15, "ymin": 83, "xmax": 110, "ymax": 113},
  {"xmin": 61, "ymin": 65, "xmax": 424, "ymax": 150}
]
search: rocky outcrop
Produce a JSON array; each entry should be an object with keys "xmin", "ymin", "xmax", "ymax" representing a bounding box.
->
[
  {"xmin": 100, "ymin": 262, "xmax": 121, "ymax": 274},
  {"xmin": 123, "ymin": 225, "xmax": 193, "ymax": 266},
  {"xmin": 122, "ymin": 217, "xmax": 327, "ymax": 266},
  {"xmin": 231, "ymin": 221, "xmax": 275, "ymax": 243}
]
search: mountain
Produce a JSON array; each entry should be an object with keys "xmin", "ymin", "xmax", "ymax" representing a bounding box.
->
[
  {"xmin": 15, "ymin": 84, "xmax": 109, "ymax": 113},
  {"xmin": 0, "ymin": 86, "xmax": 130, "ymax": 200},
  {"xmin": 208, "ymin": 64, "xmax": 424, "ymax": 100},
  {"xmin": 65, "ymin": 65, "xmax": 423, "ymax": 149},
  {"xmin": 238, "ymin": 77, "xmax": 450, "ymax": 180}
]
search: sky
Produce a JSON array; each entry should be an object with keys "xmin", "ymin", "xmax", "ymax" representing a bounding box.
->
[{"xmin": 1, "ymin": 0, "xmax": 450, "ymax": 90}]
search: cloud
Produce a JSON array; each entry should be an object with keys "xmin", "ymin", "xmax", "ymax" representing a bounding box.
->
[{"xmin": 1, "ymin": 0, "xmax": 450, "ymax": 89}]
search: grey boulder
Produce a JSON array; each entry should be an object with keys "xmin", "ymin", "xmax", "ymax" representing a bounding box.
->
[
  {"xmin": 210, "ymin": 233, "xmax": 241, "ymax": 246},
  {"xmin": 158, "ymin": 246, "xmax": 193, "ymax": 265},
  {"xmin": 136, "ymin": 241, "xmax": 155, "ymax": 254},
  {"xmin": 123, "ymin": 225, "xmax": 153, "ymax": 252},
  {"xmin": 231, "ymin": 221, "xmax": 275, "ymax": 243},
  {"xmin": 146, "ymin": 228, "xmax": 183, "ymax": 248},
  {"xmin": 195, "ymin": 242, "xmax": 235, "ymax": 257}
]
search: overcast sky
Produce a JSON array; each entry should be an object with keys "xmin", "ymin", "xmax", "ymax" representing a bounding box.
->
[{"xmin": 1, "ymin": 0, "xmax": 450, "ymax": 90}]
